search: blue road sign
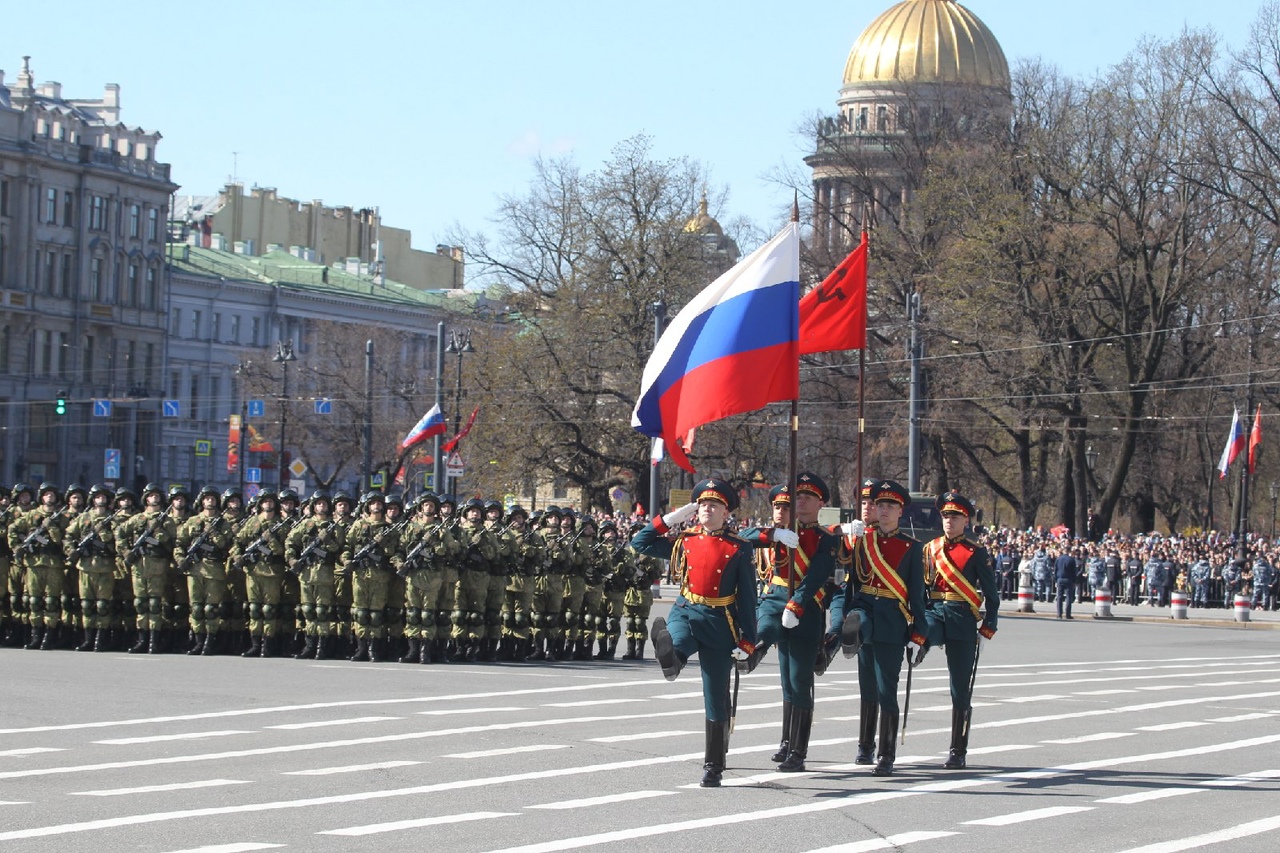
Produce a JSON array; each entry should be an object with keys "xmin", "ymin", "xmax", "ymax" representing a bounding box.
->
[
  {"xmin": 246, "ymin": 467, "xmax": 262, "ymax": 484},
  {"xmin": 314, "ymin": 399, "xmax": 332, "ymax": 415},
  {"xmin": 162, "ymin": 399, "xmax": 181, "ymax": 418},
  {"xmin": 369, "ymin": 472, "xmax": 385, "ymax": 488},
  {"xmin": 247, "ymin": 399, "xmax": 265, "ymax": 418},
  {"xmin": 104, "ymin": 463, "xmax": 120, "ymax": 480},
  {"xmin": 92, "ymin": 399, "xmax": 113, "ymax": 417},
  {"xmin": 105, "ymin": 448, "xmax": 121, "ymax": 466}
]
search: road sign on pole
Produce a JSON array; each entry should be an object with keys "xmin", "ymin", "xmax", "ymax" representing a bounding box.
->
[
  {"xmin": 93, "ymin": 400, "xmax": 113, "ymax": 417},
  {"xmin": 445, "ymin": 452, "xmax": 465, "ymax": 478},
  {"xmin": 162, "ymin": 400, "xmax": 181, "ymax": 418},
  {"xmin": 246, "ymin": 467, "xmax": 262, "ymax": 484},
  {"xmin": 194, "ymin": 440, "xmax": 212, "ymax": 457},
  {"xmin": 247, "ymin": 399, "xmax": 265, "ymax": 418},
  {"xmin": 314, "ymin": 399, "xmax": 332, "ymax": 415}
]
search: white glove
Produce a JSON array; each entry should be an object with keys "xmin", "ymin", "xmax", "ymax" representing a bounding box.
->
[
  {"xmin": 781, "ymin": 608, "xmax": 800, "ymax": 629},
  {"xmin": 840, "ymin": 520, "xmax": 865, "ymax": 537},
  {"xmin": 977, "ymin": 633, "xmax": 987, "ymax": 653},
  {"xmin": 661, "ymin": 502, "xmax": 697, "ymax": 528},
  {"xmin": 772, "ymin": 528, "xmax": 800, "ymax": 548},
  {"xmin": 907, "ymin": 639, "xmax": 926, "ymax": 666},
  {"xmin": 730, "ymin": 646, "xmax": 751, "ymax": 662}
]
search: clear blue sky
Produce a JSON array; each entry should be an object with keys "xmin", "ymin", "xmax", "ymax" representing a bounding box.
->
[{"xmin": 6, "ymin": 1, "xmax": 1262, "ymax": 272}]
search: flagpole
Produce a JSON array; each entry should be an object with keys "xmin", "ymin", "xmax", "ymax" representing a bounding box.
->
[
  {"xmin": 787, "ymin": 196, "xmax": 800, "ymax": 596},
  {"xmin": 857, "ymin": 205, "xmax": 869, "ymax": 490}
]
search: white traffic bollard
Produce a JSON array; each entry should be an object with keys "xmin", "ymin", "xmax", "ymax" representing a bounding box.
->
[
  {"xmin": 1018, "ymin": 572, "xmax": 1035, "ymax": 614},
  {"xmin": 1170, "ymin": 590, "xmax": 1189, "ymax": 620},
  {"xmin": 1094, "ymin": 586, "xmax": 1113, "ymax": 619},
  {"xmin": 1234, "ymin": 593, "xmax": 1252, "ymax": 623}
]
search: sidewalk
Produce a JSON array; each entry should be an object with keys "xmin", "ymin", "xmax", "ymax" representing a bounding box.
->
[{"xmin": 1002, "ymin": 596, "xmax": 1280, "ymax": 629}]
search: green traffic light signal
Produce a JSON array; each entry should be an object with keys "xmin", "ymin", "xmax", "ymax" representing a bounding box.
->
[{"xmin": 55, "ymin": 390, "xmax": 67, "ymax": 416}]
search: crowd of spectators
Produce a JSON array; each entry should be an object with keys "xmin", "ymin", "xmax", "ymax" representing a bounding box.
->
[{"xmin": 977, "ymin": 527, "xmax": 1279, "ymax": 611}]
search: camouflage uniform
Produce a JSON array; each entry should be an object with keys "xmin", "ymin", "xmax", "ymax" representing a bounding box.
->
[
  {"xmin": 229, "ymin": 493, "xmax": 290, "ymax": 657},
  {"xmin": 501, "ymin": 507, "xmax": 542, "ymax": 662},
  {"xmin": 342, "ymin": 493, "xmax": 400, "ymax": 662},
  {"xmin": 622, "ymin": 538, "xmax": 664, "ymax": 660},
  {"xmin": 530, "ymin": 508, "xmax": 570, "ymax": 660},
  {"xmin": 596, "ymin": 524, "xmax": 633, "ymax": 660},
  {"xmin": 284, "ymin": 493, "xmax": 344, "ymax": 660},
  {"xmin": 393, "ymin": 495, "xmax": 458, "ymax": 664},
  {"xmin": 63, "ymin": 487, "xmax": 118, "ymax": 651},
  {"xmin": 9, "ymin": 485, "xmax": 70, "ymax": 648},
  {"xmin": 175, "ymin": 488, "xmax": 235, "ymax": 655},
  {"xmin": 450, "ymin": 499, "xmax": 499, "ymax": 661},
  {"xmin": 116, "ymin": 486, "xmax": 178, "ymax": 653}
]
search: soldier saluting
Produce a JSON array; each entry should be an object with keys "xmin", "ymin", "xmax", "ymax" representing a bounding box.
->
[
  {"xmin": 633, "ymin": 478, "xmax": 757, "ymax": 788},
  {"xmin": 922, "ymin": 491, "xmax": 998, "ymax": 769}
]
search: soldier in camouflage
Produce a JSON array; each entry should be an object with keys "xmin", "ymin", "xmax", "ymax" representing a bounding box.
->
[
  {"xmin": 175, "ymin": 486, "xmax": 235, "ymax": 655},
  {"xmin": 117, "ymin": 484, "xmax": 177, "ymax": 654},
  {"xmin": 9, "ymin": 483, "xmax": 70, "ymax": 650},
  {"xmin": 64, "ymin": 485, "xmax": 118, "ymax": 652}
]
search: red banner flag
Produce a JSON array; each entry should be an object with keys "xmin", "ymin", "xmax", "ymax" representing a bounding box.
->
[
  {"xmin": 442, "ymin": 406, "xmax": 479, "ymax": 454},
  {"xmin": 1249, "ymin": 403, "xmax": 1263, "ymax": 474},
  {"xmin": 799, "ymin": 232, "xmax": 868, "ymax": 355}
]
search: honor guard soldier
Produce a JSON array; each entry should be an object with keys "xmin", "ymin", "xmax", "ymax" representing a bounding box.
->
[
  {"xmin": 65, "ymin": 485, "xmax": 117, "ymax": 652},
  {"xmin": 117, "ymin": 484, "xmax": 178, "ymax": 654},
  {"xmin": 285, "ymin": 491, "xmax": 344, "ymax": 660},
  {"xmin": 229, "ymin": 490, "xmax": 290, "ymax": 657},
  {"xmin": 342, "ymin": 492, "xmax": 401, "ymax": 662},
  {"xmin": 741, "ymin": 474, "xmax": 838, "ymax": 772},
  {"xmin": 10, "ymin": 483, "xmax": 70, "ymax": 650},
  {"xmin": 831, "ymin": 479, "xmax": 927, "ymax": 776},
  {"xmin": 634, "ymin": 478, "xmax": 758, "ymax": 788},
  {"xmin": 175, "ymin": 486, "xmax": 235, "ymax": 655},
  {"xmin": 923, "ymin": 492, "xmax": 998, "ymax": 769}
]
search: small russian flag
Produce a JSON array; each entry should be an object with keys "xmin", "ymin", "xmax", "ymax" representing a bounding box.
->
[{"xmin": 401, "ymin": 404, "xmax": 447, "ymax": 451}]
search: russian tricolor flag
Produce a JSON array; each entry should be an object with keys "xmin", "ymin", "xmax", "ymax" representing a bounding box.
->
[
  {"xmin": 401, "ymin": 403, "xmax": 447, "ymax": 451},
  {"xmin": 632, "ymin": 223, "xmax": 800, "ymax": 472},
  {"xmin": 1218, "ymin": 406, "xmax": 1244, "ymax": 479}
]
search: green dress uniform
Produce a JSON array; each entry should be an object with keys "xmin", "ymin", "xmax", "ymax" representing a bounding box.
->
[
  {"xmin": 176, "ymin": 508, "xmax": 235, "ymax": 654},
  {"xmin": 923, "ymin": 491, "xmax": 999, "ymax": 769},
  {"xmin": 64, "ymin": 498, "xmax": 118, "ymax": 651},
  {"xmin": 633, "ymin": 478, "xmax": 758, "ymax": 788},
  {"xmin": 117, "ymin": 502, "xmax": 178, "ymax": 653},
  {"xmin": 830, "ymin": 479, "xmax": 928, "ymax": 776}
]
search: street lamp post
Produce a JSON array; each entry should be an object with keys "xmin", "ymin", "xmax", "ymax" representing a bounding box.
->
[
  {"xmin": 444, "ymin": 329, "xmax": 475, "ymax": 497},
  {"xmin": 1270, "ymin": 481, "xmax": 1277, "ymax": 541},
  {"xmin": 273, "ymin": 340, "xmax": 297, "ymax": 490}
]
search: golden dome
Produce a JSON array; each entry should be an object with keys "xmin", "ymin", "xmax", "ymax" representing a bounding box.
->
[
  {"xmin": 843, "ymin": 1, "xmax": 1010, "ymax": 92},
  {"xmin": 683, "ymin": 195, "xmax": 724, "ymax": 237}
]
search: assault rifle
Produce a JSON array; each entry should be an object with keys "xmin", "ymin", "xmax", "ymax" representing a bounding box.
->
[
  {"xmin": 70, "ymin": 514, "xmax": 115, "ymax": 562},
  {"xmin": 16, "ymin": 507, "xmax": 68, "ymax": 557},
  {"xmin": 396, "ymin": 520, "xmax": 448, "ymax": 578},
  {"xmin": 232, "ymin": 515, "xmax": 294, "ymax": 572},
  {"xmin": 126, "ymin": 511, "xmax": 168, "ymax": 564},
  {"xmin": 342, "ymin": 518, "xmax": 409, "ymax": 575},
  {"xmin": 178, "ymin": 516, "xmax": 226, "ymax": 574},
  {"xmin": 288, "ymin": 520, "xmax": 339, "ymax": 575}
]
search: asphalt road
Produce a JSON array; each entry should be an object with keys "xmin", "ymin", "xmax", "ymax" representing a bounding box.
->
[{"xmin": 1, "ymin": 609, "xmax": 1278, "ymax": 853}]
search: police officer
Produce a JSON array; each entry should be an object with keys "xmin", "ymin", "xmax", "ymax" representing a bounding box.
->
[
  {"xmin": 176, "ymin": 486, "xmax": 235, "ymax": 655},
  {"xmin": 741, "ymin": 475, "xmax": 838, "ymax": 772},
  {"xmin": 922, "ymin": 492, "xmax": 998, "ymax": 769},
  {"xmin": 117, "ymin": 484, "xmax": 178, "ymax": 654},
  {"xmin": 832, "ymin": 479, "xmax": 928, "ymax": 776},
  {"xmin": 635, "ymin": 478, "xmax": 758, "ymax": 788}
]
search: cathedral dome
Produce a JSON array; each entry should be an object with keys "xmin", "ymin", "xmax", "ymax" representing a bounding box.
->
[
  {"xmin": 842, "ymin": 0, "xmax": 1010, "ymax": 93},
  {"xmin": 683, "ymin": 195, "xmax": 724, "ymax": 237}
]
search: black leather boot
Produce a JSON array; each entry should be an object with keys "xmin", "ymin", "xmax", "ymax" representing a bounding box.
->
[
  {"xmin": 855, "ymin": 700, "xmax": 878, "ymax": 764},
  {"xmin": 621, "ymin": 637, "xmax": 637, "ymax": 660},
  {"xmin": 315, "ymin": 634, "xmax": 331, "ymax": 660},
  {"xmin": 202, "ymin": 631, "xmax": 222, "ymax": 656},
  {"xmin": 92, "ymin": 628, "xmax": 107, "ymax": 652},
  {"xmin": 25, "ymin": 625, "xmax": 43, "ymax": 650},
  {"xmin": 650, "ymin": 618, "xmax": 685, "ymax": 681},
  {"xmin": 39, "ymin": 626, "xmax": 57, "ymax": 650},
  {"xmin": 593, "ymin": 637, "xmax": 610, "ymax": 660},
  {"xmin": 349, "ymin": 636, "xmax": 369, "ymax": 662},
  {"xmin": 398, "ymin": 638, "xmax": 419, "ymax": 663},
  {"xmin": 634, "ymin": 639, "xmax": 646, "ymax": 660},
  {"xmin": 76, "ymin": 627, "xmax": 94, "ymax": 652},
  {"xmin": 873, "ymin": 711, "xmax": 899, "ymax": 776},
  {"xmin": 529, "ymin": 635, "xmax": 547, "ymax": 661},
  {"xmin": 700, "ymin": 718, "xmax": 727, "ymax": 788},
  {"xmin": 242, "ymin": 635, "xmax": 262, "ymax": 658},
  {"xmin": 367, "ymin": 637, "xmax": 383, "ymax": 663},
  {"xmin": 129, "ymin": 629, "xmax": 148, "ymax": 654},
  {"xmin": 187, "ymin": 632, "xmax": 206, "ymax": 656},
  {"xmin": 148, "ymin": 628, "xmax": 162, "ymax": 654},
  {"xmin": 295, "ymin": 635, "xmax": 317, "ymax": 660},
  {"xmin": 772, "ymin": 701, "xmax": 794, "ymax": 763},
  {"xmin": 260, "ymin": 635, "xmax": 275, "ymax": 658},
  {"xmin": 944, "ymin": 706, "xmax": 971, "ymax": 769},
  {"xmin": 778, "ymin": 706, "xmax": 813, "ymax": 772}
]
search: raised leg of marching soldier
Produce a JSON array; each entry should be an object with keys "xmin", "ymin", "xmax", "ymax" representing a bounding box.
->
[
  {"xmin": 450, "ymin": 567, "xmax": 488, "ymax": 662},
  {"xmin": 560, "ymin": 575, "xmax": 586, "ymax": 661},
  {"xmin": 598, "ymin": 588, "xmax": 625, "ymax": 660}
]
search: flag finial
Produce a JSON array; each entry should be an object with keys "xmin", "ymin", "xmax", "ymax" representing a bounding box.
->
[{"xmin": 792, "ymin": 191, "xmax": 800, "ymax": 223}]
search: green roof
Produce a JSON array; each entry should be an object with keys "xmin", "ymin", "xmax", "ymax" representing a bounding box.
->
[{"xmin": 167, "ymin": 243, "xmax": 465, "ymax": 311}]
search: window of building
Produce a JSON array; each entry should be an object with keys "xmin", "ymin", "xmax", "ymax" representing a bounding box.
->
[
  {"xmin": 60, "ymin": 253, "xmax": 73, "ymax": 298},
  {"xmin": 251, "ymin": 317, "xmax": 261, "ymax": 346},
  {"xmin": 90, "ymin": 257, "xmax": 104, "ymax": 301},
  {"xmin": 129, "ymin": 204, "xmax": 140, "ymax": 238},
  {"xmin": 44, "ymin": 250, "xmax": 56, "ymax": 294},
  {"xmin": 0, "ymin": 325, "xmax": 9, "ymax": 373},
  {"xmin": 191, "ymin": 309, "xmax": 202, "ymax": 340},
  {"xmin": 34, "ymin": 329, "xmax": 50, "ymax": 376},
  {"xmin": 212, "ymin": 313, "xmax": 221, "ymax": 342},
  {"xmin": 0, "ymin": 179, "xmax": 8, "ymax": 217},
  {"xmin": 229, "ymin": 314, "xmax": 240, "ymax": 344},
  {"xmin": 82, "ymin": 335, "xmax": 95, "ymax": 383},
  {"xmin": 55, "ymin": 331, "xmax": 68, "ymax": 380},
  {"xmin": 144, "ymin": 343, "xmax": 155, "ymax": 390},
  {"xmin": 45, "ymin": 188, "xmax": 57, "ymax": 224},
  {"xmin": 169, "ymin": 371, "xmax": 180, "ymax": 401},
  {"xmin": 877, "ymin": 105, "xmax": 889, "ymax": 132},
  {"xmin": 63, "ymin": 192, "xmax": 74, "ymax": 228},
  {"xmin": 208, "ymin": 376, "xmax": 221, "ymax": 424},
  {"xmin": 171, "ymin": 308, "xmax": 181, "ymax": 337},
  {"xmin": 857, "ymin": 107, "xmax": 868, "ymax": 131},
  {"xmin": 136, "ymin": 143, "xmax": 148, "ymax": 161},
  {"xmin": 89, "ymin": 195, "xmax": 106, "ymax": 231},
  {"xmin": 126, "ymin": 262, "xmax": 139, "ymax": 306},
  {"xmin": 0, "ymin": 235, "xmax": 5, "ymax": 287},
  {"xmin": 189, "ymin": 375, "xmax": 201, "ymax": 423},
  {"xmin": 126, "ymin": 340, "xmax": 137, "ymax": 385},
  {"xmin": 144, "ymin": 265, "xmax": 157, "ymax": 309},
  {"xmin": 553, "ymin": 477, "xmax": 568, "ymax": 500},
  {"xmin": 147, "ymin": 208, "xmax": 159, "ymax": 241}
]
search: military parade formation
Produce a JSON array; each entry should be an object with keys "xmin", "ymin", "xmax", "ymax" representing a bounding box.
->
[{"xmin": 0, "ymin": 482, "xmax": 665, "ymax": 664}]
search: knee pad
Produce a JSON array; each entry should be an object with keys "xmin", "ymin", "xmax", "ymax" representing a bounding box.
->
[
  {"xmin": 435, "ymin": 609, "xmax": 449, "ymax": 627},
  {"xmin": 315, "ymin": 605, "xmax": 333, "ymax": 624},
  {"xmin": 368, "ymin": 609, "xmax": 385, "ymax": 628},
  {"xmin": 133, "ymin": 597, "xmax": 147, "ymax": 615},
  {"xmin": 190, "ymin": 599, "xmax": 207, "ymax": 617},
  {"xmin": 354, "ymin": 607, "xmax": 372, "ymax": 626},
  {"xmin": 96, "ymin": 599, "xmax": 113, "ymax": 618},
  {"xmin": 405, "ymin": 608, "xmax": 422, "ymax": 627},
  {"xmin": 501, "ymin": 611, "xmax": 514, "ymax": 629},
  {"xmin": 514, "ymin": 612, "xmax": 529, "ymax": 629},
  {"xmin": 467, "ymin": 611, "xmax": 484, "ymax": 628},
  {"xmin": 450, "ymin": 609, "xmax": 466, "ymax": 625},
  {"xmin": 531, "ymin": 612, "xmax": 544, "ymax": 629},
  {"xmin": 148, "ymin": 598, "xmax": 164, "ymax": 616},
  {"xmin": 219, "ymin": 601, "xmax": 236, "ymax": 620},
  {"xmin": 202, "ymin": 603, "xmax": 219, "ymax": 621},
  {"xmin": 247, "ymin": 602, "xmax": 264, "ymax": 621},
  {"xmin": 299, "ymin": 603, "xmax": 318, "ymax": 622},
  {"xmin": 260, "ymin": 604, "xmax": 277, "ymax": 622},
  {"xmin": 42, "ymin": 596, "xmax": 60, "ymax": 616}
]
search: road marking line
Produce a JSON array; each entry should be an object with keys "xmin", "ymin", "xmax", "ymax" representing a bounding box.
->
[
  {"xmin": 965, "ymin": 744, "xmax": 1036, "ymax": 755},
  {"xmin": 446, "ymin": 745, "xmax": 570, "ymax": 759},
  {"xmin": 319, "ymin": 811, "xmax": 517, "ymax": 836},
  {"xmin": 1207, "ymin": 713, "xmax": 1274, "ymax": 722},
  {"xmin": 1097, "ymin": 788, "xmax": 1202, "ymax": 804},
  {"xmin": 590, "ymin": 731, "xmax": 699, "ymax": 742},
  {"xmin": 1076, "ymin": 689, "xmax": 1137, "ymax": 695},
  {"xmin": 678, "ymin": 770, "xmax": 816, "ymax": 788},
  {"xmin": 417, "ymin": 707, "xmax": 529, "ymax": 716},
  {"xmin": 1135, "ymin": 686, "xmax": 1186, "ymax": 691},
  {"xmin": 1204, "ymin": 769, "xmax": 1280, "ymax": 786},
  {"xmin": 0, "ymin": 747, "xmax": 64, "ymax": 757},
  {"xmin": 94, "ymin": 731, "xmax": 252, "ymax": 745},
  {"xmin": 158, "ymin": 840, "xmax": 284, "ymax": 845},
  {"xmin": 1043, "ymin": 732, "xmax": 1134, "ymax": 744},
  {"xmin": 0, "ymin": 801, "xmax": 29, "ymax": 806},
  {"xmin": 71, "ymin": 779, "xmax": 251, "ymax": 797},
  {"xmin": 284, "ymin": 760, "xmax": 421, "ymax": 775},
  {"xmin": 544, "ymin": 699, "xmax": 636, "ymax": 708},
  {"xmin": 1112, "ymin": 814, "xmax": 1280, "ymax": 853},
  {"xmin": 527, "ymin": 791, "xmax": 676, "ymax": 809},
  {"xmin": 963, "ymin": 806, "xmax": 1094, "ymax": 825},
  {"xmin": 267, "ymin": 716, "xmax": 400, "ymax": 730},
  {"xmin": 1002, "ymin": 695, "xmax": 1067, "ymax": 703},
  {"xmin": 800, "ymin": 831, "xmax": 960, "ymax": 853},
  {"xmin": 1137, "ymin": 722, "xmax": 1209, "ymax": 732}
]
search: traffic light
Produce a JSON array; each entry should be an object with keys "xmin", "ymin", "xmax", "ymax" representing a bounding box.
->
[{"xmin": 55, "ymin": 390, "xmax": 67, "ymax": 416}]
